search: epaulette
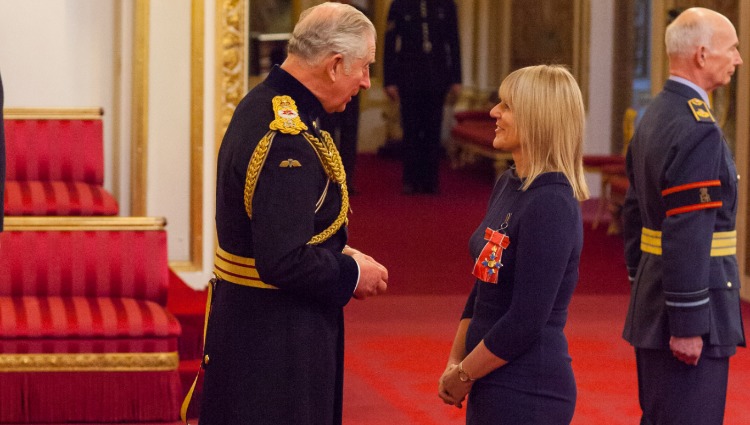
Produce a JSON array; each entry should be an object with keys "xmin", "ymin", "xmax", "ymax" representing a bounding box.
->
[
  {"xmin": 269, "ymin": 95, "xmax": 308, "ymax": 134},
  {"xmin": 687, "ymin": 98, "xmax": 715, "ymax": 123}
]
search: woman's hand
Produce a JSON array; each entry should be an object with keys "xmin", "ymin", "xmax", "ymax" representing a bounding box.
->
[{"xmin": 438, "ymin": 363, "xmax": 473, "ymax": 408}]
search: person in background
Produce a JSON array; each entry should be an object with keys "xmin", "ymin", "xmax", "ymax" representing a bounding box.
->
[
  {"xmin": 438, "ymin": 65, "xmax": 589, "ymax": 424},
  {"xmin": 383, "ymin": 0, "xmax": 462, "ymax": 195},
  {"xmin": 195, "ymin": 3, "xmax": 388, "ymax": 424},
  {"xmin": 320, "ymin": 0, "xmax": 367, "ymax": 194},
  {"xmin": 621, "ymin": 7, "xmax": 744, "ymax": 425}
]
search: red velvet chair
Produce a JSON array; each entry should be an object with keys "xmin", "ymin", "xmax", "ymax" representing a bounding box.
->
[
  {"xmin": 3, "ymin": 108, "xmax": 119, "ymax": 216},
  {"xmin": 0, "ymin": 217, "xmax": 182, "ymax": 424}
]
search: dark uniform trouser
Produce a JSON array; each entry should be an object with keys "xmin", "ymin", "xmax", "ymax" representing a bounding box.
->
[
  {"xmin": 636, "ymin": 348, "xmax": 729, "ymax": 425},
  {"xmin": 399, "ymin": 88, "xmax": 448, "ymax": 191}
]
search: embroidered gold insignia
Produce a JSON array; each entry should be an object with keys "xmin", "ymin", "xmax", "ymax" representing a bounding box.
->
[
  {"xmin": 687, "ymin": 98, "xmax": 715, "ymax": 123},
  {"xmin": 279, "ymin": 159, "xmax": 301, "ymax": 168},
  {"xmin": 269, "ymin": 96, "xmax": 308, "ymax": 135},
  {"xmin": 699, "ymin": 187, "xmax": 711, "ymax": 203}
]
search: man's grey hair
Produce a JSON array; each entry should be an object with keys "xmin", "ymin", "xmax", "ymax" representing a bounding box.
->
[
  {"xmin": 287, "ymin": 2, "xmax": 375, "ymax": 72},
  {"xmin": 665, "ymin": 14, "xmax": 714, "ymax": 57}
]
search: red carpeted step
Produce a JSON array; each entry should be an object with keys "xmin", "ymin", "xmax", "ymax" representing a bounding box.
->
[{"xmin": 167, "ymin": 269, "xmax": 208, "ymax": 360}]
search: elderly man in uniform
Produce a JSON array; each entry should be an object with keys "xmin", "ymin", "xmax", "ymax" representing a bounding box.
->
[
  {"xmin": 622, "ymin": 7, "xmax": 744, "ymax": 425},
  {"xmin": 195, "ymin": 3, "xmax": 388, "ymax": 424},
  {"xmin": 383, "ymin": 0, "xmax": 462, "ymax": 195}
]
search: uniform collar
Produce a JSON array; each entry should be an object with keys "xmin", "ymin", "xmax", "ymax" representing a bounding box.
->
[
  {"xmin": 265, "ymin": 65, "xmax": 326, "ymax": 122},
  {"xmin": 665, "ymin": 77, "xmax": 711, "ymax": 107}
]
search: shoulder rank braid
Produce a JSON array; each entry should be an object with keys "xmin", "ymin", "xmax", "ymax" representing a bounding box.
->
[
  {"xmin": 687, "ymin": 98, "xmax": 716, "ymax": 123},
  {"xmin": 243, "ymin": 95, "xmax": 350, "ymax": 245}
]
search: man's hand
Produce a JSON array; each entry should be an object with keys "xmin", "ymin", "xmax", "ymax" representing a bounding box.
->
[
  {"xmin": 350, "ymin": 251, "xmax": 388, "ymax": 300},
  {"xmin": 670, "ymin": 336, "xmax": 703, "ymax": 366}
]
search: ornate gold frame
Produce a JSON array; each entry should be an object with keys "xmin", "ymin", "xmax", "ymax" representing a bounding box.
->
[
  {"xmin": 131, "ymin": 1, "xmax": 204, "ymax": 271},
  {"xmin": 131, "ymin": 0, "xmax": 149, "ymax": 217},
  {"xmin": 171, "ymin": 0, "xmax": 206, "ymax": 271}
]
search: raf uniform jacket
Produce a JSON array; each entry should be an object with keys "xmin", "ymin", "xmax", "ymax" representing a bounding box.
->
[
  {"xmin": 622, "ymin": 79, "xmax": 745, "ymax": 358},
  {"xmin": 200, "ymin": 66, "xmax": 358, "ymax": 425},
  {"xmin": 383, "ymin": 0, "xmax": 462, "ymax": 91}
]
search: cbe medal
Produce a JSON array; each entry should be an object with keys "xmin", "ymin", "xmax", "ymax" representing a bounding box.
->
[{"xmin": 472, "ymin": 214, "xmax": 511, "ymax": 284}]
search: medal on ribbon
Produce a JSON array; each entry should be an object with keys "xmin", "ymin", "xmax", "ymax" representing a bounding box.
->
[{"xmin": 472, "ymin": 214, "xmax": 511, "ymax": 284}]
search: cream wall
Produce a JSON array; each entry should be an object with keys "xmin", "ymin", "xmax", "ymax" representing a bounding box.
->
[
  {"xmin": 147, "ymin": 1, "xmax": 193, "ymax": 262},
  {"xmin": 584, "ymin": 0, "xmax": 615, "ymax": 197},
  {"xmin": 0, "ymin": 0, "xmax": 117, "ymax": 198}
]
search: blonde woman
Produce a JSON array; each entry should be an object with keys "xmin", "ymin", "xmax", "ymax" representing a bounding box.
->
[{"xmin": 438, "ymin": 65, "xmax": 589, "ymax": 424}]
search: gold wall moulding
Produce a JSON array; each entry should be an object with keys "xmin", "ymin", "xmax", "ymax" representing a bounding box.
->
[
  {"xmin": 3, "ymin": 216, "xmax": 166, "ymax": 232},
  {"xmin": 216, "ymin": 0, "xmax": 247, "ymax": 140},
  {"xmin": 3, "ymin": 107, "xmax": 103, "ymax": 120},
  {"xmin": 0, "ymin": 352, "xmax": 179, "ymax": 372}
]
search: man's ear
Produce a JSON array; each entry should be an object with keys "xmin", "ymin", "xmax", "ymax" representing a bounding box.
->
[
  {"xmin": 326, "ymin": 53, "xmax": 344, "ymax": 82},
  {"xmin": 695, "ymin": 46, "xmax": 707, "ymax": 68}
]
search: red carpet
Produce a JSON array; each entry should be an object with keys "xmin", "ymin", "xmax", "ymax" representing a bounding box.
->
[
  {"xmin": 170, "ymin": 154, "xmax": 750, "ymax": 424},
  {"xmin": 346, "ymin": 155, "xmax": 630, "ymax": 296},
  {"xmin": 342, "ymin": 294, "xmax": 750, "ymax": 425}
]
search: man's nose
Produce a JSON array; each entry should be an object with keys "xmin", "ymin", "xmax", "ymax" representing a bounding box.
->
[{"xmin": 361, "ymin": 76, "xmax": 371, "ymax": 90}]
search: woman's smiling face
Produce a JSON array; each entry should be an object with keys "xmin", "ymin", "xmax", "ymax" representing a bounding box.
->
[{"xmin": 489, "ymin": 100, "xmax": 519, "ymax": 153}]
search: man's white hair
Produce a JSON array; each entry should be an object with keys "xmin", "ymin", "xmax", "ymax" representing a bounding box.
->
[
  {"xmin": 287, "ymin": 2, "xmax": 375, "ymax": 72},
  {"xmin": 665, "ymin": 10, "xmax": 713, "ymax": 57}
]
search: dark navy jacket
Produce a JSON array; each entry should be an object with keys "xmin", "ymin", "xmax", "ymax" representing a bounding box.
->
[
  {"xmin": 201, "ymin": 66, "xmax": 358, "ymax": 425},
  {"xmin": 463, "ymin": 170, "xmax": 582, "ymax": 371},
  {"xmin": 622, "ymin": 79, "xmax": 745, "ymax": 357}
]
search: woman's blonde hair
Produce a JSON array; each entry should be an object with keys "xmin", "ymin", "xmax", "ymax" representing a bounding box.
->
[{"xmin": 498, "ymin": 65, "xmax": 589, "ymax": 201}]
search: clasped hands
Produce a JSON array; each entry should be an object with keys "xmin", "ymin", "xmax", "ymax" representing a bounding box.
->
[
  {"xmin": 438, "ymin": 363, "xmax": 473, "ymax": 409},
  {"xmin": 344, "ymin": 246, "xmax": 388, "ymax": 300}
]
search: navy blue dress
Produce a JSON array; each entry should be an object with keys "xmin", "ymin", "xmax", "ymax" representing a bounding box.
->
[{"xmin": 463, "ymin": 170, "xmax": 582, "ymax": 424}]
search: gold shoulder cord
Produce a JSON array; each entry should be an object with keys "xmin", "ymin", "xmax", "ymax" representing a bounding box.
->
[
  {"xmin": 303, "ymin": 129, "xmax": 349, "ymax": 245},
  {"xmin": 243, "ymin": 98, "xmax": 349, "ymax": 245}
]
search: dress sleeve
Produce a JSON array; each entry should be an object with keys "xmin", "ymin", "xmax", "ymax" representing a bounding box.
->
[
  {"xmin": 482, "ymin": 191, "xmax": 579, "ymax": 361},
  {"xmin": 461, "ymin": 283, "xmax": 477, "ymax": 320}
]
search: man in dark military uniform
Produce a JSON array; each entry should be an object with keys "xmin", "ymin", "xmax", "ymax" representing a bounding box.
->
[
  {"xmin": 383, "ymin": 0, "xmax": 462, "ymax": 194},
  {"xmin": 195, "ymin": 4, "xmax": 388, "ymax": 424},
  {"xmin": 622, "ymin": 8, "xmax": 744, "ymax": 425}
]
